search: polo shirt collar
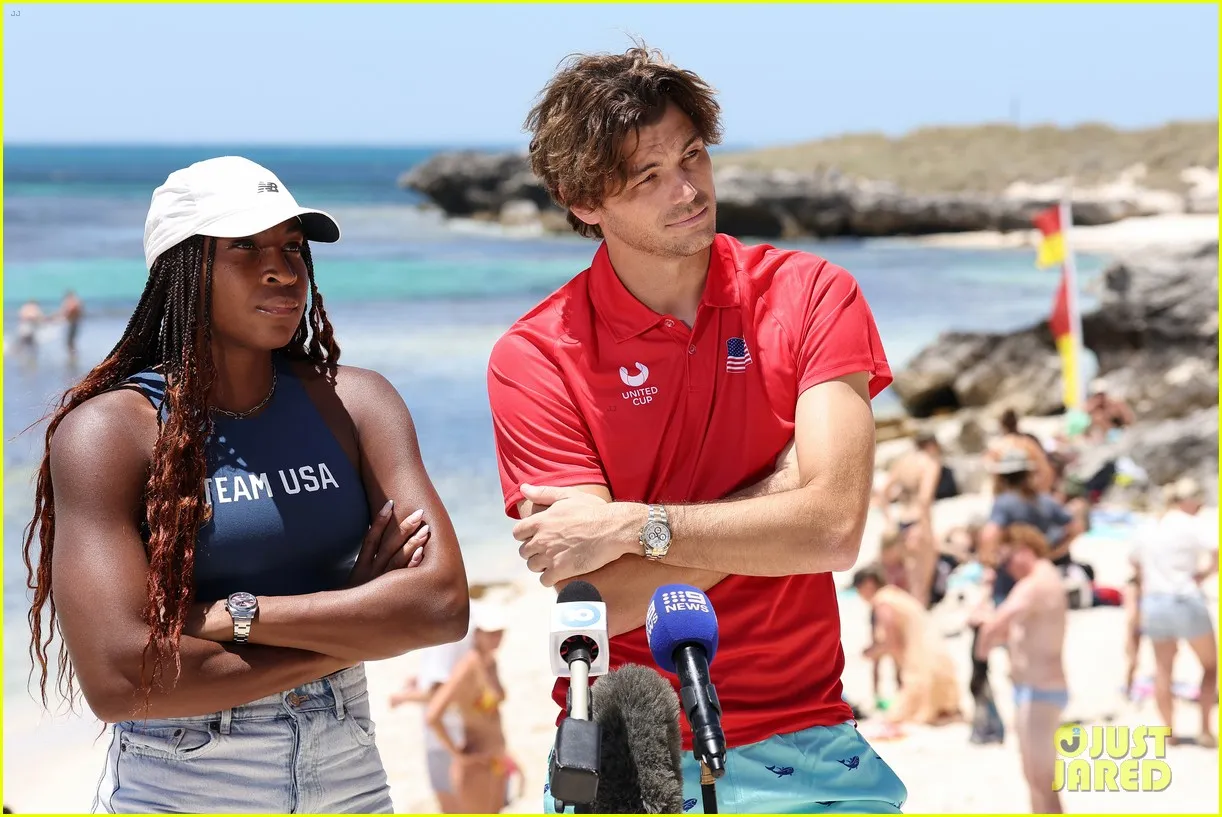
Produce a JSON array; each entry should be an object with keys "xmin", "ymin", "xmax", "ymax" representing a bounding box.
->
[{"xmin": 589, "ymin": 234, "xmax": 741, "ymax": 342}]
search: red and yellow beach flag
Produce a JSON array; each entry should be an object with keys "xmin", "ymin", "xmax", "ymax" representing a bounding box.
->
[
  {"xmin": 1032, "ymin": 204, "xmax": 1066, "ymax": 269},
  {"xmin": 1033, "ymin": 202, "xmax": 1085, "ymax": 410}
]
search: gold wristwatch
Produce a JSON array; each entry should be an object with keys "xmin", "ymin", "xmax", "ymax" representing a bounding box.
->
[{"xmin": 640, "ymin": 504, "xmax": 672, "ymax": 561}]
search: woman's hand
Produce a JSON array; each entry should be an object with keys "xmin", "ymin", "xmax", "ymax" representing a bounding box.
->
[{"xmin": 348, "ymin": 500, "xmax": 430, "ymax": 587}]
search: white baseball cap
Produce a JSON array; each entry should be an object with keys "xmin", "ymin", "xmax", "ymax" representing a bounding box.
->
[{"xmin": 143, "ymin": 156, "xmax": 341, "ymax": 271}]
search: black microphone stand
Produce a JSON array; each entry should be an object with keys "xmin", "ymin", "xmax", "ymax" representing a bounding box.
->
[
  {"xmin": 551, "ymin": 645, "xmax": 601, "ymax": 811},
  {"xmin": 699, "ymin": 759, "xmax": 718, "ymax": 814}
]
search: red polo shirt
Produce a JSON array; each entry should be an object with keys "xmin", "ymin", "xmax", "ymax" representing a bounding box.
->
[{"xmin": 486, "ymin": 233, "xmax": 892, "ymax": 749}]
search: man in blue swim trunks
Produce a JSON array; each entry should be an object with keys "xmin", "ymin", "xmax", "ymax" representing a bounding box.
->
[{"xmin": 975, "ymin": 522, "xmax": 1069, "ymax": 814}]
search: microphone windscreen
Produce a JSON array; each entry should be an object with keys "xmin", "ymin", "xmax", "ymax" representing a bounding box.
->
[
  {"xmin": 645, "ymin": 584, "xmax": 719, "ymax": 674},
  {"xmin": 558, "ymin": 580, "xmax": 603, "ymax": 605},
  {"xmin": 590, "ymin": 664, "xmax": 684, "ymax": 814}
]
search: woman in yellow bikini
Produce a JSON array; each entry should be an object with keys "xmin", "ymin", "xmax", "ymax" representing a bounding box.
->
[{"xmin": 426, "ymin": 601, "xmax": 518, "ymax": 813}]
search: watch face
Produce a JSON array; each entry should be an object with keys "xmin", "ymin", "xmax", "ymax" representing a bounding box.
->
[
  {"xmin": 643, "ymin": 522, "xmax": 671, "ymax": 549},
  {"xmin": 228, "ymin": 592, "xmax": 257, "ymax": 613}
]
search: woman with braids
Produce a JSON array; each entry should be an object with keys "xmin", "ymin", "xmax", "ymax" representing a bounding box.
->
[{"xmin": 23, "ymin": 156, "xmax": 470, "ymax": 813}]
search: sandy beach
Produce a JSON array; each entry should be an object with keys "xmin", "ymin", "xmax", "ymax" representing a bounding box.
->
[{"xmin": 903, "ymin": 213, "xmax": 1218, "ymax": 255}]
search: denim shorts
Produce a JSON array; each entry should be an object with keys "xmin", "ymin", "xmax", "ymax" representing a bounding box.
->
[
  {"xmin": 94, "ymin": 664, "xmax": 393, "ymax": 814},
  {"xmin": 1141, "ymin": 593, "xmax": 1215, "ymax": 641},
  {"xmin": 543, "ymin": 720, "xmax": 907, "ymax": 814}
]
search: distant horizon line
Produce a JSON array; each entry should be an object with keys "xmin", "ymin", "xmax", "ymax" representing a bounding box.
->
[
  {"xmin": 1, "ymin": 140, "xmax": 761, "ymax": 152},
  {"xmin": 5, "ymin": 116, "xmax": 1215, "ymax": 152}
]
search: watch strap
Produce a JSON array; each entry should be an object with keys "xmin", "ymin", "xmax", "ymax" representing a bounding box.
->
[
  {"xmin": 642, "ymin": 504, "xmax": 671, "ymax": 561},
  {"xmin": 232, "ymin": 615, "xmax": 253, "ymax": 643},
  {"xmin": 649, "ymin": 504, "xmax": 667, "ymax": 527}
]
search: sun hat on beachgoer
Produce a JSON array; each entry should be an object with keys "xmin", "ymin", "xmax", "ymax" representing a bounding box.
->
[
  {"xmin": 143, "ymin": 156, "xmax": 341, "ymax": 271},
  {"xmin": 1165, "ymin": 476, "xmax": 1205, "ymax": 504},
  {"xmin": 471, "ymin": 599, "xmax": 509, "ymax": 633}
]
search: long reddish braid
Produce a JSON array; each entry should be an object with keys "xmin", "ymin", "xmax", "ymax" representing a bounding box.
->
[{"xmin": 24, "ymin": 236, "xmax": 341, "ymax": 709}]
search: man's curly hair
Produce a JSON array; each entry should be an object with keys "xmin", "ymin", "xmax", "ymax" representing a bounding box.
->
[{"xmin": 523, "ymin": 42, "xmax": 723, "ymax": 239}]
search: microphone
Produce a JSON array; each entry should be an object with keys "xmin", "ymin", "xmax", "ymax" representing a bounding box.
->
[
  {"xmin": 548, "ymin": 580, "xmax": 610, "ymax": 810},
  {"xmin": 646, "ymin": 584, "xmax": 726, "ymax": 778},
  {"xmin": 576, "ymin": 664, "xmax": 685, "ymax": 814}
]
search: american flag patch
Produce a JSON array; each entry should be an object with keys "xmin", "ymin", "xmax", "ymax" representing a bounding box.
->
[{"xmin": 726, "ymin": 337, "xmax": 753, "ymax": 372}]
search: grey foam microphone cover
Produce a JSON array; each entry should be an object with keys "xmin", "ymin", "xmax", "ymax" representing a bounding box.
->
[{"xmin": 588, "ymin": 664, "xmax": 685, "ymax": 814}]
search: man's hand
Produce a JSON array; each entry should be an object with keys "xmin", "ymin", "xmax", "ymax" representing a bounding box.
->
[{"xmin": 513, "ymin": 484, "xmax": 643, "ymax": 587}]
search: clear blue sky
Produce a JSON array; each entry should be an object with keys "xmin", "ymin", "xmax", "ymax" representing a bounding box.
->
[{"xmin": 3, "ymin": 2, "xmax": 1217, "ymax": 147}]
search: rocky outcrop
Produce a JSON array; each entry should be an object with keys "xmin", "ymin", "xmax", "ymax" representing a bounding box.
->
[
  {"xmin": 711, "ymin": 168, "xmax": 1137, "ymax": 238},
  {"xmin": 892, "ymin": 241, "xmax": 1219, "ymax": 420},
  {"xmin": 398, "ymin": 152, "xmax": 1160, "ymax": 240},
  {"xmin": 1070, "ymin": 407, "xmax": 1219, "ymax": 498},
  {"xmin": 399, "ymin": 152, "xmax": 553, "ymax": 217}
]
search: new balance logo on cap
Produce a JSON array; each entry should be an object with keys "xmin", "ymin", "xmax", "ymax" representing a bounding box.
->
[{"xmin": 257, "ymin": 182, "xmax": 280, "ymax": 193}]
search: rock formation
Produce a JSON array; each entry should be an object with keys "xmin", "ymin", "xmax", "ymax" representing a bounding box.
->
[
  {"xmin": 398, "ymin": 152, "xmax": 1167, "ymax": 240},
  {"xmin": 891, "ymin": 241, "xmax": 1218, "ymax": 422}
]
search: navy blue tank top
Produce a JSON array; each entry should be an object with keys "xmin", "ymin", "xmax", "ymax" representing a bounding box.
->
[{"xmin": 123, "ymin": 355, "xmax": 370, "ymax": 601}]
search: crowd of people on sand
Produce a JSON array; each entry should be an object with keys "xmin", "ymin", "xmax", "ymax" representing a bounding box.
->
[{"xmin": 857, "ymin": 382, "xmax": 1217, "ymax": 813}]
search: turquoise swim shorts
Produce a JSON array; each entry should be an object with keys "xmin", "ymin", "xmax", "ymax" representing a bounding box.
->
[{"xmin": 543, "ymin": 720, "xmax": 907, "ymax": 814}]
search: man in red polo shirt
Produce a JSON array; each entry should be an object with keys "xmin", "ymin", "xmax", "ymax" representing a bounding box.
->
[{"xmin": 487, "ymin": 44, "xmax": 908, "ymax": 814}]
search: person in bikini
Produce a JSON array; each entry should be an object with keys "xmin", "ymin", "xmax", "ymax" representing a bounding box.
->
[
  {"xmin": 388, "ymin": 619, "xmax": 475, "ymax": 813},
  {"xmin": 974, "ymin": 523, "xmax": 1069, "ymax": 814},
  {"xmin": 426, "ymin": 601, "xmax": 521, "ymax": 813},
  {"xmin": 875, "ymin": 433, "xmax": 944, "ymax": 607}
]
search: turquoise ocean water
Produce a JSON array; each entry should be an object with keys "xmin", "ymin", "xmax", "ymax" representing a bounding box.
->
[{"xmin": 3, "ymin": 145, "xmax": 1105, "ymax": 717}]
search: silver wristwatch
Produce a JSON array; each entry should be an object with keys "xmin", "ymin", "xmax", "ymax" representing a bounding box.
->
[
  {"xmin": 225, "ymin": 591, "xmax": 258, "ymax": 643},
  {"xmin": 640, "ymin": 504, "xmax": 672, "ymax": 561}
]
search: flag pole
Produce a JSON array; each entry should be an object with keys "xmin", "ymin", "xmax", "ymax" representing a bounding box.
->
[{"xmin": 1058, "ymin": 196, "xmax": 1086, "ymax": 410}]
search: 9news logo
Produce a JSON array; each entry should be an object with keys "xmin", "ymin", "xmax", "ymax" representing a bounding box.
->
[
  {"xmin": 645, "ymin": 601, "xmax": 658, "ymax": 637},
  {"xmin": 661, "ymin": 589, "xmax": 710, "ymax": 614},
  {"xmin": 559, "ymin": 602, "xmax": 602, "ymax": 629}
]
